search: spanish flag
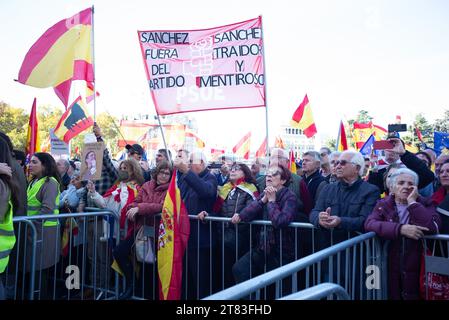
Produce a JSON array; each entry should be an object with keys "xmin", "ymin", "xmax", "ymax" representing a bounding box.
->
[
  {"xmin": 185, "ymin": 130, "xmax": 206, "ymax": 149},
  {"xmin": 210, "ymin": 148, "xmax": 225, "ymax": 161},
  {"xmin": 158, "ymin": 170, "xmax": 190, "ymax": 300},
  {"xmin": 373, "ymin": 124, "xmax": 387, "ymax": 141},
  {"xmin": 274, "ymin": 136, "xmax": 285, "ymax": 149},
  {"xmin": 255, "ymin": 138, "xmax": 267, "ymax": 158},
  {"xmin": 336, "ymin": 120, "xmax": 348, "ymax": 151},
  {"xmin": 17, "ymin": 8, "xmax": 93, "ymax": 106},
  {"xmin": 53, "ymin": 96, "xmax": 93, "ymax": 143},
  {"xmin": 352, "ymin": 122, "xmax": 373, "ymax": 150},
  {"xmin": 415, "ymin": 127, "xmax": 424, "ymax": 142},
  {"xmin": 291, "ymin": 94, "xmax": 317, "ymax": 138},
  {"xmin": 289, "ymin": 150, "xmax": 297, "ymax": 173},
  {"xmin": 61, "ymin": 218, "xmax": 79, "ymax": 257},
  {"xmin": 26, "ymin": 98, "xmax": 40, "ymax": 158},
  {"xmin": 232, "ymin": 132, "xmax": 251, "ymax": 160}
]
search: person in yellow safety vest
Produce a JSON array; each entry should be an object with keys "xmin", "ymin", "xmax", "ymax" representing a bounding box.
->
[
  {"xmin": 26, "ymin": 153, "xmax": 62, "ymax": 299},
  {"xmin": 0, "ymin": 137, "xmax": 19, "ymax": 300}
]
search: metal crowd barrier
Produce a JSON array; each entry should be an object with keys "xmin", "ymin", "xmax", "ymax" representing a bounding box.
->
[
  {"xmin": 181, "ymin": 214, "xmax": 317, "ymax": 300},
  {"xmin": 203, "ymin": 232, "xmax": 381, "ymax": 300},
  {"xmin": 108, "ymin": 214, "xmax": 316, "ymax": 301},
  {"xmin": 4, "ymin": 211, "xmax": 119, "ymax": 300},
  {"xmin": 378, "ymin": 234, "xmax": 449, "ymax": 300},
  {"xmin": 279, "ymin": 283, "xmax": 350, "ymax": 300},
  {"xmin": 422, "ymin": 234, "xmax": 449, "ymax": 300}
]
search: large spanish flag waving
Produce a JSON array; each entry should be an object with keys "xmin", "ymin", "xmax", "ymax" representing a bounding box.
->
[
  {"xmin": 291, "ymin": 94, "xmax": 317, "ymax": 138},
  {"xmin": 158, "ymin": 170, "xmax": 190, "ymax": 300},
  {"xmin": 17, "ymin": 8, "xmax": 93, "ymax": 106}
]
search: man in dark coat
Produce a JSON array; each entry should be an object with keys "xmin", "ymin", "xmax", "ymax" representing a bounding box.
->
[
  {"xmin": 174, "ymin": 150, "xmax": 217, "ymax": 299},
  {"xmin": 301, "ymin": 151, "xmax": 327, "ymax": 208},
  {"xmin": 310, "ymin": 150, "xmax": 380, "ymax": 247},
  {"xmin": 310, "ymin": 150, "xmax": 380, "ymax": 297}
]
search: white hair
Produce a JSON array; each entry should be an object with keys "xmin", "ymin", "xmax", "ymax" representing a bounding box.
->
[
  {"xmin": 329, "ymin": 151, "xmax": 342, "ymax": 160},
  {"xmin": 389, "ymin": 168, "xmax": 419, "ymax": 187},
  {"xmin": 341, "ymin": 150, "xmax": 365, "ymax": 176},
  {"xmin": 270, "ymin": 147, "xmax": 289, "ymax": 159},
  {"xmin": 57, "ymin": 158, "xmax": 70, "ymax": 169},
  {"xmin": 190, "ymin": 150, "xmax": 208, "ymax": 167},
  {"xmin": 303, "ymin": 151, "xmax": 321, "ymax": 163}
]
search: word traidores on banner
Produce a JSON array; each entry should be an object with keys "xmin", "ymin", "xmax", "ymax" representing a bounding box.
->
[{"xmin": 138, "ymin": 17, "xmax": 266, "ymax": 115}]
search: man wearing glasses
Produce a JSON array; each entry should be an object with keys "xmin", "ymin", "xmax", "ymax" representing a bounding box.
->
[{"xmin": 310, "ymin": 150, "xmax": 380, "ymax": 248}]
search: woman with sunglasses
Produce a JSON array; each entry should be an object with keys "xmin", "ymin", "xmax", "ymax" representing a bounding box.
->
[
  {"xmin": 230, "ymin": 164, "xmax": 297, "ymax": 293},
  {"xmin": 198, "ymin": 162, "xmax": 258, "ymax": 289}
]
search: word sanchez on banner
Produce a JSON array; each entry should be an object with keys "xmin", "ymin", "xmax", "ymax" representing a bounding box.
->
[{"xmin": 138, "ymin": 17, "xmax": 265, "ymax": 115}]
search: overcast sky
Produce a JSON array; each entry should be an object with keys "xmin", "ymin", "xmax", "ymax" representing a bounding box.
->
[{"xmin": 1, "ymin": 0, "xmax": 449, "ymax": 151}]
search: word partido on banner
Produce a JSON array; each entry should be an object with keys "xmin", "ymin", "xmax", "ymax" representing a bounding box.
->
[{"xmin": 138, "ymin": 17, "xmax": 265, "ymax": 115}]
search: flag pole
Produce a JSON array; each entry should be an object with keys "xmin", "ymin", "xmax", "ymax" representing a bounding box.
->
[
  {"xmin": 260, "ymin": 15, "xmax": 269, "ymax": 157},
  {"xmin": 91, "ymin": 5, "xmax": 97, "ymax": 122},
  {"xmin": 156, "ymin": 114, "xmax": 173, "ymax": 167},
  {"xmin": 104, "ymin": 110, "xmax": 129, "ymax": 146}
]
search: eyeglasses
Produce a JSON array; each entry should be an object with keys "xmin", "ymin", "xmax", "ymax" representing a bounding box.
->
[
  {"xmin": 158, "ymin": 171, "xmax": 171, "ymax": 177},
  {"xmin": 320, "ymin": 153, "xmax": 328, "ymax": 157},
  {"xmin": 266, "ymin": 170, "xmax": 281, "ymax": 177},
  {"xmin": 334, "ymin": 160, "xmax": 354, "ymax": 166},
  {"xmin": 230, "ymin": 165, "xmax": 242, "ymax": 171}
]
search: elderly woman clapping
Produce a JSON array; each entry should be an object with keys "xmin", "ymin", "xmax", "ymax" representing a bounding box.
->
[{"xmin": 365, "ymin": 168, "xmax": 441, "ymax": 300}]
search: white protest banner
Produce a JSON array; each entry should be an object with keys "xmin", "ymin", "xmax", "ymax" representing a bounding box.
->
[
  {"xmin": 138, "ymin": 17, "xmax": 265, "ymax": 115},
  {"xmin": 50, "ymin": 129, "xmax": 69, "ymax": 156}
]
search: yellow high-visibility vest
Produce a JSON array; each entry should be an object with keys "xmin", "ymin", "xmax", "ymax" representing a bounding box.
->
[
  {"xmin": 27, "ymin": 177, "xmax": 60, "ymax": 227},
  {"xmin": 0, "ymin": 200, "xmax": 16, "ymax": 273}
]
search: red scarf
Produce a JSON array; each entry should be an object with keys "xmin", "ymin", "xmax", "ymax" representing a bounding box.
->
[
  {"xmin": 432, "ymin": 187, "xmax": 447, "ymax": 205},
  {"xmin": 102, "ymin": 182, "xmax": 140, "ymax": 230}
]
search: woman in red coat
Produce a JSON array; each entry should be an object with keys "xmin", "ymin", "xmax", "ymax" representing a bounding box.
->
[
  {"xmin": 113, "ymin": 160, "xmax": 172, "ymax": 299},
  {"xmin": 365, "ymin": 168, "xmax": 441, "ymax": 300}
]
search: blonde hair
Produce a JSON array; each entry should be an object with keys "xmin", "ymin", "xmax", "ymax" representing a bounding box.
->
[{"xmin": 120, "ymin": 159, "xmax": 144, "ymax": 185}]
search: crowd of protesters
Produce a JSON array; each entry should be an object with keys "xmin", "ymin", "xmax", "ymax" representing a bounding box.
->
[{"xmin": 1, "ymin": 125, "xmax": 449, "ymax": 301}]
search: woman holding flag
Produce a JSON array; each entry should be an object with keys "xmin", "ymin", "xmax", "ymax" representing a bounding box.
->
[{"xmin": 113, "ymin": 160, "xmax": 172, "ymax": 300}]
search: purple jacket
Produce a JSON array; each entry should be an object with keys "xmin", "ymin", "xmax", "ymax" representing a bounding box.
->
[
  {"xmin": 240, "ymin": 186, "xmax": 298, "ymax": 258},
  {"xmin": 365, "ymin": 195, "xmax": 441, "ymax": 300}
]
